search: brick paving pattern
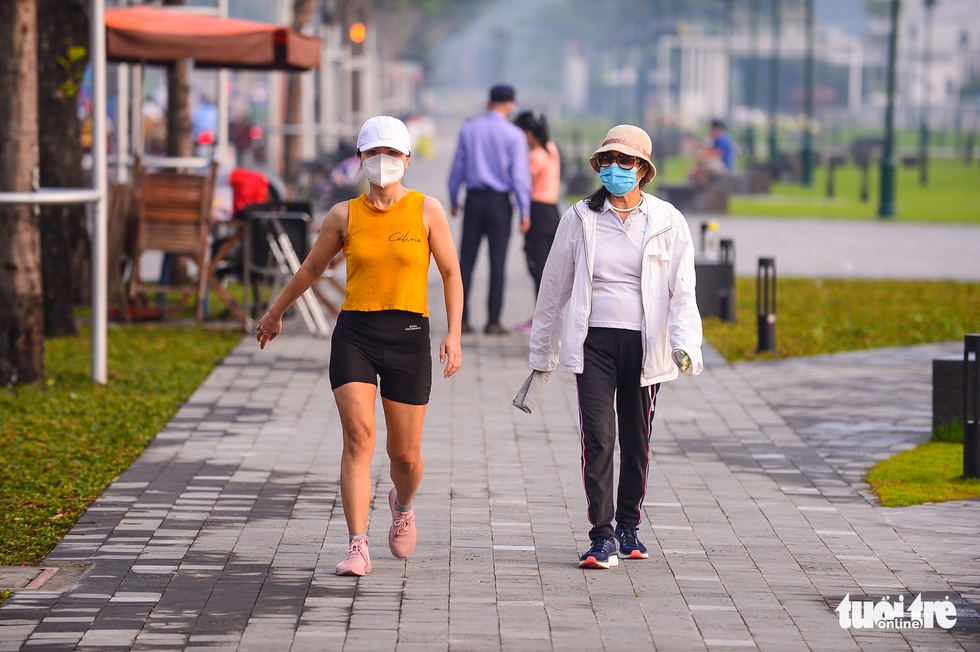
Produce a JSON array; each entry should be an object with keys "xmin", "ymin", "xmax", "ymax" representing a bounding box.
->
[{"xmin": 2, "ymin": 319, "xmax": 978, "ymax": 650}]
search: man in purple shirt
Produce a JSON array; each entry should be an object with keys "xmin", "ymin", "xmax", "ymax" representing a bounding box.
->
[{"xmin": 448, "ymin": 84, "xmax": 532, "ymax": 335}]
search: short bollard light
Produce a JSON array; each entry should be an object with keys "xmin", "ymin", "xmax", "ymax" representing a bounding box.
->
[
  {"xmin": 826, "ymin": 157, "xmax": 838, "ymax": 198},
  {"xmin": 756, "ymin": 257, "xmax": 776, "ymax": 353},
  {"xmin": 859, "ymin": 158, "xmax": 871, "ymax": 203},
  {"xmin": 963, "ymin": 333, "xmax": 980, "ymax": 479},
  {"xmin": 719, "ymin": 239, "xmax": 736, "ymax": 322}
]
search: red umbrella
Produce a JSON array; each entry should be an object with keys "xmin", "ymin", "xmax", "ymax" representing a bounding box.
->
[{"xmin": 106, "ymin": 6, "xmax": 322, "ymax": 71}]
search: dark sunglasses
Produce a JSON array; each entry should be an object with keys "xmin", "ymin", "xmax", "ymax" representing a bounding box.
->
[{"xmin": 596, "ymin": 151, "xmax": 638, "ymax": 169}]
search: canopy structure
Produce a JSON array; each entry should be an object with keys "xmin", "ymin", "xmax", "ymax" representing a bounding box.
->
[{"xmin": 106, "ymin": 6, "xmax": 322, "ymax": 71}]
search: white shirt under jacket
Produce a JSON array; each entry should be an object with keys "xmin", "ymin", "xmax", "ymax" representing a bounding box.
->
[{"xmin": 528, "ymin": 192, "xmax": 704, "ymax": 386}]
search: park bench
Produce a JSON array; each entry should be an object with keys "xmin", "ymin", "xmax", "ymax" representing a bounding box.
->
[
  {"xmin": 658, "ymin": 180, "xmax": 729, "ymax": 214},
  {"xmin": 729, "ymin": 163, "xmax": 772, "ymax": 195}
]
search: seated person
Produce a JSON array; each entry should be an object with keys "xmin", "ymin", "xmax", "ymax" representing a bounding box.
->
[
  {"xmin": 230, "ymin": 167, "xmax": 272, "ymax": 218},
  {"xmin": 688, "ymin": 119, "xmax": 736, "ymax": 186}
]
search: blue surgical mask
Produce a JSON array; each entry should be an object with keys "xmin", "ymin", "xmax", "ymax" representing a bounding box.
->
[{"xmin": 599, "ymin": 165, "xmax": 639, "ymax": 196}]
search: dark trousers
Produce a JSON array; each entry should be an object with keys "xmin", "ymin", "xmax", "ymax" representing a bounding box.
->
[
  {"xmin": 524, "ymin": 201, "xmax": 560, "ymax": 297},
  {"xmin": 576, "ymin": 327, "xmax": 659, "ymax": 540},
  {"xmin": 459, "ymin": 189, "xmax": 512, "ymax": 327}
]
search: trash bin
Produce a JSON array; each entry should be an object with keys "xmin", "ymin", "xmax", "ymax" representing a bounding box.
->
[{"xmin": 695, "ymin": 232, "xmax": 736, "ymax": 322}]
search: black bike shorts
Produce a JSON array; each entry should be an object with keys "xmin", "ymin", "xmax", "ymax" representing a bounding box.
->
[{"xmin": 329, "ymin": 310, "xmax": 432, "ymax": 405}]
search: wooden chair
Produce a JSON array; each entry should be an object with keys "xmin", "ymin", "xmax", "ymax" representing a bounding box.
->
[
  {"xmin": 106, "ymin": 181, "xmax": 137, "ymax": 319},
  {"xmin": 129, "ymin": 161, "xmax": 218, "ymax": 321}
]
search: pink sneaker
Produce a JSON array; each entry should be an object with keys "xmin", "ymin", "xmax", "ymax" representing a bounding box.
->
[
  {"xmin": 388, "ymin": 488, "xmax": 417, "ymax": 558},
  {"xmin": 335, "ymin": 536, "xmax": 371, "ymax": 576}
]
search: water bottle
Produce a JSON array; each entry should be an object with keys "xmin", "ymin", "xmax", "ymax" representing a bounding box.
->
[
  {"xmin": 703, "ymin": 219, "xmax": 721, "ymax": 262},
  {"xmin": 672, "ymin": 348, "xmax": 694, "ymax": 376}
]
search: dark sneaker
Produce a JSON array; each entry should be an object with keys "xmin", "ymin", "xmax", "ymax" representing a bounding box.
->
[
  {"xmin": 484, "ymin": 323, "xmax": 508, "ymax": 335},
  {"xmin": 578, "ymin": 536, "xmax": 619, "ymax": 569},
  {"xmin": 615, "ymin": 524, "xmax": 649, "ymax": 559}
]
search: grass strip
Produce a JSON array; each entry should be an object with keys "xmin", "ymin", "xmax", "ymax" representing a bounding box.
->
[
  {"xmin": 703, "ymin": 277, "xmax": 980, "ymax": 362},
  {"xmin": 0, "ymin": 324, "xmax": 241, "ymax": 566},
  {"xmin": 866, "ymin": 443, "xmax": 980, "ymax": 507}
]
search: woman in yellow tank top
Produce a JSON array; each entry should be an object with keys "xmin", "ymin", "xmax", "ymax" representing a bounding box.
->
[{"xmin": 255, "ymin": 116, "xmax": 463, "ymax": 576}]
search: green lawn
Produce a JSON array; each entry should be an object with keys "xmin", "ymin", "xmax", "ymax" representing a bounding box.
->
[
  {"xmin": 866, "ymin": 443, "xmax": 980, "ymax": 507},
  {"xmin": 0, "ymin": 325, "xmax": 242, "ymax": 566},
  {"xmin": 702, "ymin": 277, "xmax": 980, "ymax": 362},
  {"xmin": 728, "ymin": 158, "xmax": 980, "ymax": 223},
  {"xmin": 643, "ymin": 152, "xmax": 980, "ymax": 223}
]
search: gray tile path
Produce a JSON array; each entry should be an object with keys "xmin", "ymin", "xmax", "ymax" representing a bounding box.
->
[
  {"xmin": 3, "ymin": 123, "xmax": 979, "ymax": 650},
  {"xmin": 2, "ymin": 297, "xmax": 979, "ymax": 650}
]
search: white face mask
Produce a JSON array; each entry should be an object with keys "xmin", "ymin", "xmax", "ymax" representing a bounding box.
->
[{"xmin": 361, "ymin": 154, "xmax": 406, "ymax": 188}]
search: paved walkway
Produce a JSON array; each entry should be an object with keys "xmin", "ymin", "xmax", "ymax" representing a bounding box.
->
[
  {"xmin": 2, "ymin": 319, "xmax": 978, "ymax": 651},
  {"xmin": 3, "ymin": 128, "xmax": 980, "ymax": 651}
]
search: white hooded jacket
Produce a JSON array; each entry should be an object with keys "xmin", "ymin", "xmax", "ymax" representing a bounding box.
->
[{"xmin": 528, "ymin": 193, "xmax": 704, "ymax": 385}]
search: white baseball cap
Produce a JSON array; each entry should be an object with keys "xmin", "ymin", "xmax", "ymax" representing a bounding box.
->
[{"xmin": 356, "ymin": 115, "xmax": 411, "ymax": 156}]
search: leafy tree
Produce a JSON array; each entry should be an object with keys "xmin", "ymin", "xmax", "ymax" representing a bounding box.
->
[{"xmin": 373, "ymin": 0, "xmax": 493, "ymax": 61}]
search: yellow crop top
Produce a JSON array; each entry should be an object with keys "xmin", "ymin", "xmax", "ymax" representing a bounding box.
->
[{"xmin": 341, "ymin": 190, "xmax": 431, "ymax": 317}]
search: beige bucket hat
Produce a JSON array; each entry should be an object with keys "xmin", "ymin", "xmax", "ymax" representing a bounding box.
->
[{"xmin": 588, "ymin": 124, "xmax": 657, "ymax": 185}]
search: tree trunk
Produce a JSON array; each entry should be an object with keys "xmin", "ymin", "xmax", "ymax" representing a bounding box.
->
[
  {"xmin": 38, "ymin": 0, "xmax": 91, "ymax": 337},
  {"xmin": 166, "ymin": 59, "xmax": 192, "ymax": 157},
  {"xmin": 0, "ymin": 0, "xmax": 44, "ymax": 384},
  {"xmin": 163, "ymin": 0, "xmax": 192, "ymax": 157},
  {"xmin": 284, "ymin": 0, "xmax": 316, "ymax": 191}
]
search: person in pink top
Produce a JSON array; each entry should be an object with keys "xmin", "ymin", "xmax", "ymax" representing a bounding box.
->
[{"xmin": 513, "ymin": 111, "xmax": 561, "ymax": 331}]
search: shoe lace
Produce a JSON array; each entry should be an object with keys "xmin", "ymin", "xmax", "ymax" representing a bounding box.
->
[
  {"xmin": 347, "ymin": 538, "xmax": 367, "ymax": 557},
  {"xmin": 587, "ymin": 537, "xmax": 610, "ymax": 555},
  {"xmin": 392, "ymin": 511, "xmax": 415, "ymax": 536},
  {"xmin": 619, "ymin": 527, "xmax": 640, "ymax": 548}
]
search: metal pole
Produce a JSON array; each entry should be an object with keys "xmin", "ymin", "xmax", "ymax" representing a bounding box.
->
[
  {"xmin": 113, "ymin": 0, "xmax": 129, "ymax": 182},
  {"xmin": 801, "ymin": 0, "xmax": 815, "ymax": 186},
  {"xmin": 964, "ymin": 333, "xmax": 980, "ymax": 478},
  {"xmin": 878, "ymin": 0, "xmax": 900, "ymax": 219},
  {"xmin": 918, "ymin": 0, "xmax": 937, "ymax": 187},
  {"xmin": 724, "ymin": 0, "xmax": 734, "ymax": 127},
  {"xmin": 115, "ymin": 64, "xmax": 129, "ymax": 182},
  {"xmin": 955, "ymin": 31, "xmax": 969, "ymax": 160},
  {"xmin": 217, "ymin": 0, "xmax": 231, "ymax": 166},
  {"xmin": 91, "ymin": 0, "xmax": 108, "ymax": 384},
  {"xmin": 767, "ymin": 0, "xmax": 781, "ymax": 168},
  {"xmin": 745, "ymin": 0, "xmax": 759, "ymax": 163},
  {"xmin": 132, "ymin": 64, "xmax": 144, "ymax": 158}
]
